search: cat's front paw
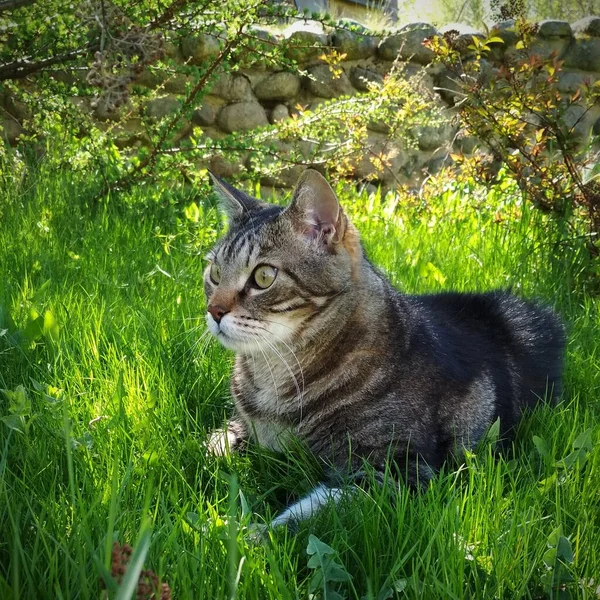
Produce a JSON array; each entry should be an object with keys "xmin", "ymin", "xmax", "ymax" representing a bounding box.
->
[
  {"xmin": 206, "ymin": 421, "xmax": 246, "ymax": 456},
  {"xmin": 206, "ymin": 428, "xmax": 236, "ymax": 456}
]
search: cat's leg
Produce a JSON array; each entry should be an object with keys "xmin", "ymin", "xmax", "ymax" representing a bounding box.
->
[
  {"xmin": 207, "ymin": 419, "xmax": 247, "ymax": 456},
  {"xmin": 269, "ymin": 484, "xmax": 344, "ymax": 529}
]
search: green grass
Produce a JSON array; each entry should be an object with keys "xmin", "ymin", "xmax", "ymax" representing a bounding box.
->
[{"xmin": 0, "ymin": 164, "xmax": 599, "ymax": 599}]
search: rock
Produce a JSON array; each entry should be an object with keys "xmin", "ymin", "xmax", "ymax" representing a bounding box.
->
[
  {"xmin": 283, "ymin": 22, "xmax": 328, "ymax": 62},
  {"xmin": 163, "ymin": 39, "xmax": 180, "ymax": 60},
  {"xmin": 114, "ymin": 119, "xmax": 150, "ymax": 148},
  {"xmin": 270, "ymin": 104, "xmax": 289, "ymax": 123},
  {"xmin": 528, "ymin": 38, "xmax": 570, "ymax": 61},
  {"xmin": 69, "ymin": 96, "xmax": 94, "ymax": 115},
  {"xmin": 209, "ymin": 155, "xmax": 243, "ymax": 178},
  {"xmin": 426, "ymin": 153, "xmax": 452, "ymax": 174},
  {"xmin": 261, "ymin": 164, "xmax": 304, "ymax": 188},
  {"xmin": 453, "ymin": 131, "xmax": 478, "ymax": 154},
  {"xmin": 331, "ymin": 29, "xmax": 378, "ymax": 60},
  {"xmin": 192, "ymin": 96, "xmax": 225, "ymax": 126},
  {"xmin": 349, "ymin": 66, "xmax": 383, "ymax": 91},
  {"xmin": 146, "ymin": 95, "xmax": 181, "ymax": 121},
  {"xmin": 562, "ymin": 104, "xmax": 587, "ymax": 130},
  {"xmin": 489, "ymin": 19, "xmax": 518, "ymax": 46},
  {"xmin": 0, "ymin": 92, "xmax": 30, "ymax": 121},
  {"xmin": 572, "ymin": 16, "xmax": 600, "ymax": 37},
  {"xmin": 249, "ymin": 26, "xmax": 279, "ymax": 44},
  {"xmin": 181, "ymin": 33, "xmax": 221, "ymax": 65},
  {"xmin": 415, "ymin": 121, "xmax": 453, "ymax": 151},
  {"xmin": 439, "ymin": 22, "xmax": 481, "ymax": 36},
  {"xmin": 164, "ymin": 73, "xmax": 192, "ymax": 95},
  {"xmin": 305, "ymin": 64, "xmax": 354, "ymax": 98},
  {"xmin": 210, "ymin": 73, "xmax": 254, "ymax": 102},
  {"xmin": 367, "ymin": 120, "xmax": 391, "ymax": 134},
  {"xmin": 240, "ymin": 27, "xmax": 280, "ymax": 68},
  {"xmin": 354, "ymin": 133, "xmax": 406, "ymax": 181},
  {"xmin": 1, "ymin": 119, "xmax": 23, "ymax": 145},
  {"xmin": 378, "ymin": 22, "xmax": 437, "ymax": 64},
  {"xmin": 537, "ymin": 20, "xmax": 572, "ymax": 39},
  {"xmin": 254, "ymin": 72, "xmax": 300, "ymax": 101},
  {"xmin": 94, "ymin": 101, "xmax": 128, "ymax": 122},
  {"xmin": 135, "ymin": 68, "xmax": 167, "ymax": 89},
  {"xmin": 439, "ymin": 23, "xmax": 485, "ymax": 57},
  {"xmin": 593, "ymin": 116, "xmax": 600, "ymax": 135},
  {"xmin": 557, "ymin": 72, "xmax": 586, "ymax": 94},
  {"xmin": 435, "ymin": 68, "xmax": 463, "ymax": 105},
  {"xmin": 563, "ymin": 38, "xmax": 600, "ymax": 71},
  {"xmin": 217, "ymin": 101, "xmax": 268, "ymax": 133}
]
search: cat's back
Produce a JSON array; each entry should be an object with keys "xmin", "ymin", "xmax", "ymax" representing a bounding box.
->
[{"xmin": 404, "ymin": 290, "xmax": 565, "ymax": 405}]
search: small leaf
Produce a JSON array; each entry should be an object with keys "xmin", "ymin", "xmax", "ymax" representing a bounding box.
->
[
  {"xmin": 533, "ymin": 435, "xmax": 550, "ymax": 461},
  {"xmin": 573, "ymin": 428, "xmax": 593, "ymax": 452},
  {"xmin": 22, "ymin": 314, "xmax": 44, "ymax": 343},
  {"xmin": 43, "ymin": 310, "xmax": 60, "ymax": 343},
  {"xmin": 556, "ymin": 536, "xmax": 574, "ymax": 564},
  {"xmin": 543, "ymin": 546, "xmax": 557, "ymax": 568},
  {"xmin": 548, "ymin": 526, "xmax": 563, "ymax": 547},
  {"xmin": 1, "ymin": 414, "xmax": 26, "ymax": 434},
  {"xmin": 2, "ymin": 385, "xmax": 30, "ymax": 416},
  {"xmin": 307, "ymin": 534, "xmax": 336, "ymax": 558},
  {"xmin": 484, "ymin": 417, "xmax": 501, "ymax": 444}
]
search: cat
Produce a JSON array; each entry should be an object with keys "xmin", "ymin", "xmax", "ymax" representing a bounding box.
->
[{"xmin": 204, "ymin": 168, "xmax": 565, "ymax": 528}]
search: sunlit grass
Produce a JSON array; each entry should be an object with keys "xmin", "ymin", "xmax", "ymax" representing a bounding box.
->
[{"xmin": 0, "ymin": 165, "xmax": 599, "ymax": 599}]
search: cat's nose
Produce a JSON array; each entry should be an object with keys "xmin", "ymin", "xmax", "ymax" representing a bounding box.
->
[{"xmin": 208, "ymin": 304, "xmax": 229, "ymax": 324}]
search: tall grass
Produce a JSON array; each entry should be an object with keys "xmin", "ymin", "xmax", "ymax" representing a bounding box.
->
[{"xmin": 0, "ymin": 163, "xmax": 598, "ymax": 599}]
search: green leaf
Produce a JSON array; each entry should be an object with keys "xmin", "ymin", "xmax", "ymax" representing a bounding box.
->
[
  {"xmin": 307, "ymin": 534, "xmax": 336, "ymax": 558},
  {"xmin": 43, "ymin": 310, "xmax": 60, "ymax": 343},
  {"xmin": 483, "ymin": 417, "xmax": 501, "ymax": 445},
  {"xmin": 184, "ymin": 202, "xmax": 200, "ymax": 222},
  {"xmin": 22, "ymin": 314, "xmax": 44, "ymax": 343},
  {"xmin": 547, "ymin": 526, "xmax": 563, "ymax": 547},
  {"xmin": 533, "ymin": 435, "xmax": 550, "ymax": 461},
  {"xmin": 573, "ymin": 428, "xmax": 593, "ymax": 452},
  {"xmin": 556, "ymin": 536, "xmax": 574, "ymax": 564},
  {"xmin": 1, "ymin": 414, "xmax": 27, "ymax": 434},
  {"xmin": 2, "ymin": 385, "xmax": 30, "ymax": 416}
]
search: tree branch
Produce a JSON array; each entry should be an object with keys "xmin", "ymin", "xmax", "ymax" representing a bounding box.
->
[
  {"xmin": 0, "ymin": 0, "xmax": 36, "ymax": 13},
  {"xmin": 0, "ymin": 45, "xmax": 98, "ymax": 80}
]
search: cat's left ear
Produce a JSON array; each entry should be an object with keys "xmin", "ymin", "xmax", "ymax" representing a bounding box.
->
[
  {"xmin": 208, "ymin": 170, "xmax": 263, "ymax": 222},
  {"xmin": 285, "ymin": 169, "xmax": 346, "ymax": 245}
]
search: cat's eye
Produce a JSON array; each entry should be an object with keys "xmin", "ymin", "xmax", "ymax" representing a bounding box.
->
[
  {"xmin": 209, "ymin": 263, "xmax": 221, "ymax": 285},
  {"xmin": 252, "ymin": 264, "xmax": 277, "ymax": 289}
]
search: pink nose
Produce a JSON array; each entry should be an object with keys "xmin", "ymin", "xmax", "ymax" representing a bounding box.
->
[{"xmin": 208, "ymin": 304, "xmax": 229, "ymax": 324}]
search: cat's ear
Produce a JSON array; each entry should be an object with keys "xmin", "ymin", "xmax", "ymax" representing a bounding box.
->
[
  {"xmin": 286, "ymin": 169, "xmax": 346, "ymax": 245},
  {"xmin": 208, "ymin": 170, "xmax": 263, "ymax": 221}
]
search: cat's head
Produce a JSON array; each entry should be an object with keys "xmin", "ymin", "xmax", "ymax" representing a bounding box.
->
[{"xmin": 204, "ymin": 169, "xmax": 362, "ymax": 354}]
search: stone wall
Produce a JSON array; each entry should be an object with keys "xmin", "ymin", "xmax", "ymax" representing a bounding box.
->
[{"xmin": 3, "ymin": 16, "xmax": 600, "ymax": 189}]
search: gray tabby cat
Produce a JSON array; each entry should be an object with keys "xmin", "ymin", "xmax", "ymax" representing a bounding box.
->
[{"xmin": 204, "ymin": 169, "xmax": 565, "ymax": 528}]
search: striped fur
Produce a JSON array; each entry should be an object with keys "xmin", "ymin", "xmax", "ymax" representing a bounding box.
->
[{"xmin": 204, "ymin": 169, "xmax": 565, "ymax": 523}]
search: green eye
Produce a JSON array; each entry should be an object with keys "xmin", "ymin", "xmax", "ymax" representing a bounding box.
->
[
  {"xmin": 209, "ymin": 263, "xmax": 221, "ymax": 284},
  {"xmin": 252, "ymin": 265, "xmax": 277, "ymax": 289}
]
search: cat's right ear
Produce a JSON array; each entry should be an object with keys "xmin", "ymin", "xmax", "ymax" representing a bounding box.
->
[{"xmin": 208, "ymin": 171, "xmax": 262, "ymax": 221}]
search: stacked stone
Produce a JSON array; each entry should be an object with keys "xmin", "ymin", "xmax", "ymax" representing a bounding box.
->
[{"xmin": 3, "ymin": 17, "xmax": 600, "ymax": 188}]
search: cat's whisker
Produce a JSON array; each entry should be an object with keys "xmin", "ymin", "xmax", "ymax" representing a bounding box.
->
[
  {"xmin": 255, "ymin": 324, "xmax": 306, "ymax": 405},
  {"xmin": 258, "ymin": 334, "xmax": 303, "ymax": 411},
  {"xmin": 248, "ymin": 330, "xmax": 280, "ymax": 408}
]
